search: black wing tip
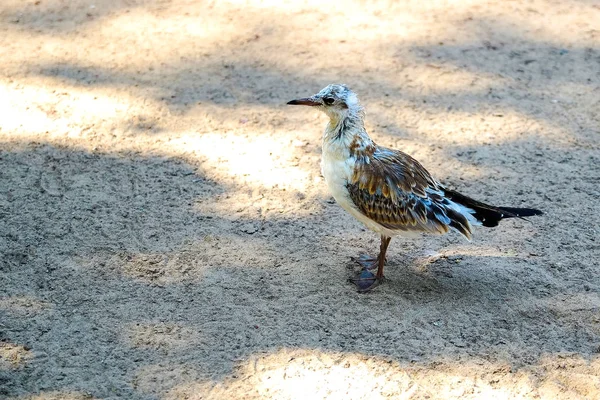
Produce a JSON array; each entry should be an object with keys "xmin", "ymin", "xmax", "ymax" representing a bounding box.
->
[
  {"xmin": 481, "ymin": 219, "xmax": 500, "ymax": 227},
  {"xmin": 528, "ymin": 208, "xmax": 544, "ymax": 216},
  {"xmin": 499, "ymin": 207, "xmax": 543, "ymax": 217}
]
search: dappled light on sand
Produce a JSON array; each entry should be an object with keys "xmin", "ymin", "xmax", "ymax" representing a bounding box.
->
[
  {"xmin": 10, "ymin": 392, "xmax": 101, "ymax": 400},
  {"xmin": 163, "ymin": 348, "xmax": 600, "ymax": 400},
  {"xmin": 0, "ymin": 341, "xmax": 34, "ymax": 371},
  {"xmin": 2, "ymin": 0, "xmax": 599, "ymax": 399},
  {"xmin": 0, "ymin": 80, "xmax": 150, "ymax": 142},
  {"xmin": 124, "ymin": 322, "xmax": 206, "ymax": 350},
  {"xmin": 167, "ymin": 132, "xmax": 312, "ymax": 191}
]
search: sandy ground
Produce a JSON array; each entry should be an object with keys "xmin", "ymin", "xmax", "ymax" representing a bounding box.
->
[{"xmin": 1, "ymin": 0, "xmax": 599, "ymax": 399}]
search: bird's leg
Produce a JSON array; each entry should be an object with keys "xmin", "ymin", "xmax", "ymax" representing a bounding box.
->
[
  {"xmin": 375, "ymin": 236, "xmax": 391, "ymax": 279},
  {"xmin": 351, "ymin": 235, "xmax": 392, "ymax": 292}
]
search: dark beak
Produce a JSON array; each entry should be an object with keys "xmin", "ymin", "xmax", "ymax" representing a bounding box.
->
[{"xmin": 287, "ymin": 97, "xmax": 320, "ymax": 106}]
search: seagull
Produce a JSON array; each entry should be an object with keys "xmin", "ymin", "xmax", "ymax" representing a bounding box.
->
[{"xmin": 287, "ymin": 84, "xmax": 543, "ymax": 292}]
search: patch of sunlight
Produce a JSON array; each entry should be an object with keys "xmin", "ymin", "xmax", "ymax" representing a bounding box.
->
[
  {"xmin": 102, "ymin": 10, "xmax": 239, "ymax": 41},
  {"xmin": 0, "ymin": 81, "xmax": 144, "ymax": 140},
  {"xmin": 116, "ymin": 251, "xmax": 211, "ymax": 285},
  {"xmin": 534, "ymin": 353, "xmax": 600, "ymax": 399},
  {"xmin": 169, "ymin": 132, "xmax": 312, "ymax": 191},
  {"xmin": 406, "ymin": 66, "xmax": 500, "ymax": 94},
  {"xmin": 416, "ymin": 245, "xmax": 525, "ymax": 266},
  {"xmin": 407, "ymin": 109, "xmax": 554, "ymax": 146},
  {"xmin": 0, "ymin": 296, "xmax": 52, "ymax": 315},
  {"xmin": 116, "ymin": 236, "xmax": 279, "ymax": 284},
  {"xmin": 0, "ymin": 341, "xmax": 33, "ymax": 370},
  {"xmin": 163, "ymin": 348, "xmax": 553, "ymax": 400},
  {"xmin": 220, "ymin": 0, "xmax": 596, "ymax": 46},
  {"xmin": 133, "ymin": 364, "xmax": 200, "ymax": 397},
  {"xmin": 11, "ymin": 391, "xmax": 101, "ymax": 400},
  {"xmin": 365, "ymin": 94, "xmax": 564, "ymax": 148},
  {"xmin": 482, "ymin": 1, "xmax": 599, "ymax": 47},
  {"xmin": 0, "ymin": 84, "xmax": 56, "ymax": 134},
  {"xmin": 251, "ymin": 356, "xmax": 412, "ymax": 400},
  {"xmin": 537, "ymin": 292, "xmax": 600, "ymax": 315},
  {"xmin": 194, "ymin": 185, "xmax": 325, "ymax": 220},
  {"xmin": 219, "ymin": 0, "xmax": 482, "ymax": 15},
  {"xmin": 124, "ymin": 322, "xmax": 205, "ymax": 350}
]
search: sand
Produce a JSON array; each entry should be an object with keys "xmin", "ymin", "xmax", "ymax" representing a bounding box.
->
[{"xmin": 1, "ymin": 0, "xmax": 599, "ymax": 399}]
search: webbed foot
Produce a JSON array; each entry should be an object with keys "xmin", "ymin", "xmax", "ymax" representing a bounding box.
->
[{"xmin": 349, "ymin": 269, "xmax": 384, "ymax": 293}]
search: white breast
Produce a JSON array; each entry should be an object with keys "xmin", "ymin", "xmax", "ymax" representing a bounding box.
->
[
  {"xmin": 321, "ymin": 142, "xmax": 354, "ymax": 210},
  {"xmin": 321, "ymin": 130, "xmax": 427, "ymax": 238},
  {"xmin": 321, "ymin": 137, "xmax": 406, "ymax": 237}
]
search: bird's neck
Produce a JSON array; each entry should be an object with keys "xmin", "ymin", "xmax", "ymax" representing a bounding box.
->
[
  {"xmin": 323, "ymin": 112, "xmax": 375, "ymax": 159},
  {"xmin": 324, "ymin": 110, "xmax": 366, "ymax": 142}
]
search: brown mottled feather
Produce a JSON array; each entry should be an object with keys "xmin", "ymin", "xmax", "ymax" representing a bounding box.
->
[{"xmin": 347, "ymin": 146, "xmax": 472, "ymax": 237}]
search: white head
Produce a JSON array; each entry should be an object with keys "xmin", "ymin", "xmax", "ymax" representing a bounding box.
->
[{"xmin": 287, "ymin": 84, "xmax": 363, "ymax": 122}]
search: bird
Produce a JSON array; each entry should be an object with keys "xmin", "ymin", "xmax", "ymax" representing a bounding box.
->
[{"xmin": 287, "ymin": 84, "xmax": 543, "ymax": 292}]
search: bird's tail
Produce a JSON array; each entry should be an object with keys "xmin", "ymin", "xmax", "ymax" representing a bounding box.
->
[{"xmin": 443, "ymin": 188, "xmax": 543, "ymax": 227}]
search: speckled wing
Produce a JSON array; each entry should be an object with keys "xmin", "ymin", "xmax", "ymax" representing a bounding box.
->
[{"xmin": 346, "ymin": 147, "xmax": 474, "ymax": 238}]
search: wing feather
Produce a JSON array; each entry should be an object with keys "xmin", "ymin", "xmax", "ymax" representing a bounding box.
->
[{"xmin": 347, "ymin": 146, "xmax": 474, "ymax": 237}]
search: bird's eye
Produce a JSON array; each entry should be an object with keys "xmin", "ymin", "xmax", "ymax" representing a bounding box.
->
[{"xmin": 323, "ymin": 97, "xmax": 335, "ymax": 105}]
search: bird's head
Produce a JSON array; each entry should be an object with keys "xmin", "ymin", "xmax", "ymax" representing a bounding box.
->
[{"xmin": 287, "ymin": 84, "xmax": 363, "ymax": 121}]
